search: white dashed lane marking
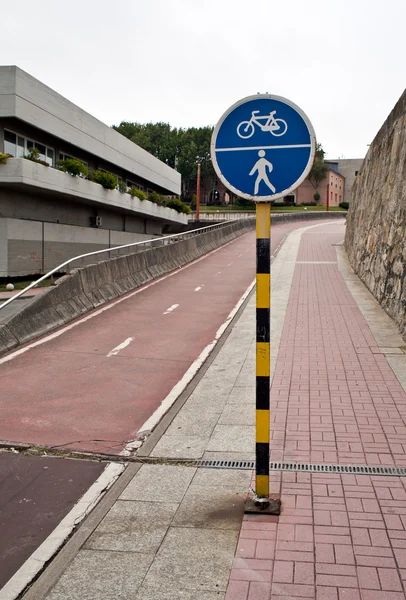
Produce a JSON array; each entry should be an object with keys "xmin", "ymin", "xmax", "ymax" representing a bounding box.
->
[
  {"xmin": 107, "ymin": 337, "xmax": 134, "ymax": 357},
  {"xmin": 164, "ymin": 304, "xmax": 179, "ymax": 315}
]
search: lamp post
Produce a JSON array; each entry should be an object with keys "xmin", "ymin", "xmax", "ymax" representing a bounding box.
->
[
  {"xmin": 196, "ymin": 163, "xmax": 201, "ymax": 221},
  {"xmin": 326, "ymin": 182, "xmax": 330, "ymax": 212}
]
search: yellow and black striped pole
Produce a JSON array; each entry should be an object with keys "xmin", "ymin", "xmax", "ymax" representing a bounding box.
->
[
  {"xmin": 246, "ymin": 202, "xmax": 280, "ymax": 514},
  {"xmin": 255, "ymin": 202, "xmax": 271, "ymax": 500}
]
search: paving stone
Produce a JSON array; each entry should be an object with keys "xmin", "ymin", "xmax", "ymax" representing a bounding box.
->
[
  {"xmin": 166, "ymin": 408, "xmax": 220, "ymax": 437},
  {"xmin": 150, "ymin": 434, "xmax": 209, "ymax": 458},
  {"xmin": 219, "ymin": 403, "xmax": 255, "ymax": 426},
  {"xmin": 143, "ymin": 527, "xmax": 238, "ymax": 592},
  {"xmin": 133, "ymin": 584, "xmax": 226, "ymax": 600},
  {"xmin": 120, "ymin": 464, "xmax": 196, "ymax": 503},
  {"xmin": 206, "ymin": 424, "xmax": 255, "ymax": 453},
  {"xmin": 46, "ymin": 550, "xmax": 153, "ymax": 600},
  {"xmin": 85, "ymin": 500, "xmax": 178, "ymax": 552}
]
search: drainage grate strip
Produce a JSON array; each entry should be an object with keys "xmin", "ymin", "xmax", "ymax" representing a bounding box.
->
[{"xmin": 189, "ymin": 459, "xmax": 406, "ymax": 477}]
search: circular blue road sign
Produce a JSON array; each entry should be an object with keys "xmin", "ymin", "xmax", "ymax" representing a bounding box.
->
[{"xmin": 211, "ymin": 94, "xmax": 316, "ymax": 202}]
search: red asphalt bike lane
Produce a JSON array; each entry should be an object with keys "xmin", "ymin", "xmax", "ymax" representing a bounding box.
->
[{"xmin": 0, "ymin": 219, "xmax": 333, "ymax": 455}]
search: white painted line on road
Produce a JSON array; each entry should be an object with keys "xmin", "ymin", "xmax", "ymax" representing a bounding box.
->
[
  {"xmin": 163, "ymin": 304, "xmax": 179, "ymax": 315},
  {"xmin": 194, "ymin": 286, "xmax": 203, "ymax": 292},
  {"xmin": 227, "ymin": 262, "xmax": 233, "ymax": 266},
  {"xmin": 0, "ymin": 234, "xmax": 252, "ymax": 367},
  {"xmin": 0, "ymin": 463, "xmax": 124, "ymax": 600},
  {"xmin": 107, "ymin": 337, "xmax": 134, "ymax": 357},
  {"xmin": 126, "ymin": 277, "xmax": 256, "ymax": 447}
]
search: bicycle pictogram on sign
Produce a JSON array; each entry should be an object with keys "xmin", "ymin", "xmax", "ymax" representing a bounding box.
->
[{"xmin": 236, "ymin": 110, "xmax": 288, "ymax": 139}]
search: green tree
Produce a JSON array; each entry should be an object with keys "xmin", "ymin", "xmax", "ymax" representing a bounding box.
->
[
  {"xmin": 113, "ymin": 122, "xmax": 178, "ymax": 168},
  {"xmin": 308, "ymin": 143, "xmax": 327, "ymax": 193},
  {"xmin": 113, "ymin": 121, "xmax": 215, "ymax": 202}
]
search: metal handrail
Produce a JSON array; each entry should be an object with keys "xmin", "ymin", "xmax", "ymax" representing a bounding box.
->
[{"xmin": 0, "ymin": 218, "xmax": 254, "ymax": 312}]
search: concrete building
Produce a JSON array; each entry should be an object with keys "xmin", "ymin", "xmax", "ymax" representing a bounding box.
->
[
  {"xmin": 0, "ymin": 66, "xmax": 186, "ymax": 277},
  {"xmin": 325, "ymin": 158, "xmax": 364, "ymax": 203},
  {"xmin": 294, "ymin": 168, "xmax": 346, "ymax": 207}
]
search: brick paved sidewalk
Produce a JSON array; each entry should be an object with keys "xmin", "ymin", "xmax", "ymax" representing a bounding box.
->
[{"xmin": 226, "ymin": 224, "xmax": 406, "ymax": 599}]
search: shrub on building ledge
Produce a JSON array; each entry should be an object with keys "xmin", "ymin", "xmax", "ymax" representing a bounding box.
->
[
  {"xmin": 25, "ymin": 147, "xmax": 49, "ymax": 167},
  {"xmin": 118, "ymin": 180, "xmax": 128, "ymax": 193},
  {"xmin": 88, "ymin": 170, "xmax": 118, "ymax": 189},
  {"xmin": 166, "ymin": 198, "xmax": 191, "ymax": 214},
  {"xmin": 148, "ymin": 191, "xmax": 168, "ymax": 206},
  {"xmin": 0, "ymin": 152, "xmax": 9, "ymax": 165},
  {"xmin": 130, "ymin": 187, "xmax": 147, "ymax": 201},
  {"xmin": 57, "ymin": 158, "xmax": 88, "ymax": 177}
]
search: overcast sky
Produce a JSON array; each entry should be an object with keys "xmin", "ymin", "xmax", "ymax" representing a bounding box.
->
[{"xmin": 3, "ymin": 0, "xmax": 405, "ymax": 159}]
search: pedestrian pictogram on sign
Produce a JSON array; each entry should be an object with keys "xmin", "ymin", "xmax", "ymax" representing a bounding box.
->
[{"xmin": 211, "ymin": 94, "xmax": 316, "ymax": 202}]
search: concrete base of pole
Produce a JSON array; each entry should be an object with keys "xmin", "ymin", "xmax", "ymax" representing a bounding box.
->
[{"xmin": 244, "ymin": 497, "xmax": 281, "ymax": 515}]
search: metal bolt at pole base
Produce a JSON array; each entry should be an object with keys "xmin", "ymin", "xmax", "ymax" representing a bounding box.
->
[{"xmin": 244, "ymin": 202, "xmax": 281, "ymax": 516}]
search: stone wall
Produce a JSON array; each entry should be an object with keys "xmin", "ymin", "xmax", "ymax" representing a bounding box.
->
[{"xmin": 345, "ymin": 89, "xmax": 406, "ymax": 340}]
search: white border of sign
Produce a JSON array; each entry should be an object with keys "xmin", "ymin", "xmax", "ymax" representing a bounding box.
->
[{"xmin": 210, "ymin": 94, "xmax": 317, "ymax": 203}]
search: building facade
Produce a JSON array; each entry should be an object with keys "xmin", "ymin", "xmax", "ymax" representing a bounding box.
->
[
  {"xmin": 294, "ymin": 168, "xmax": 346, "ymax": 207},
  {"xmin": 0, "ymin": 66, "xmax": 186, "ymax": 277},
  {"xmin": 325, "ymin": 158, "xmax": 364, "ymax": 204}
]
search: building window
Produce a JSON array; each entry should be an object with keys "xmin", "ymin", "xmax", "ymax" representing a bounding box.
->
[
  {"xmin": 26, "ymin": 138, "xmax": 54, "ymax": 166},
  {"xmin": 59, "ymin": 152, "xmax": 88, "ymax": 167},
  {"xmin": 127, "ymin": 181, "xmax": 143, "ymax": 190},
  {"xmin": 5, "ymin": 130, "xmax": 55, "ymax": 166},
  {"xmin": 335, "ymin": 194, "xmax": 337, "ymax": 203},
  {"xmin": 4, "ymin": 130, "xmax": 25, "ymax": 158}
]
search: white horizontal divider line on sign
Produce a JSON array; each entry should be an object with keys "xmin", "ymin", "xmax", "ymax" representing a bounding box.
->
[
  {"xmin": 215, "ymin": 143, "xmax": 312, "ymax": 152},
  {"xmin": 107, "ymin": 337, "xmax": 134, "ymax": 357},
  {"xmin": 163, "ymin": 304, "xmax": 179, "ymax": 315}
]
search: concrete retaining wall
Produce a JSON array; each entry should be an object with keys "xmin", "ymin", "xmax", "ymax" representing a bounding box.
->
[
  {"xmin": 0, "ymin": 219, "xmax": 255, "ymax": 353},
  {"xmin": 345, "ymin": 90, "xmax": 406, "ymax": 341},
  {"xmin": 271, "ymin": 211, "xmax": 346, "ymax": 223}
]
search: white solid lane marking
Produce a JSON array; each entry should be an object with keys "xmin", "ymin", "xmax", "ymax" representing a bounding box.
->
[
  {"xmin": 107, "ymin": 337, "xmax": 134, "ymax": 357},
  {"xmin": 194, "ymin": 286, "xmax": 202, "ymax": 292},
  {"xmin": 227, "ymin": 262, "xmax": 233, "ymax": 266},
  {"xmin": 164, "ymin": 304, "xmax": 179, "ymax": 315}
]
